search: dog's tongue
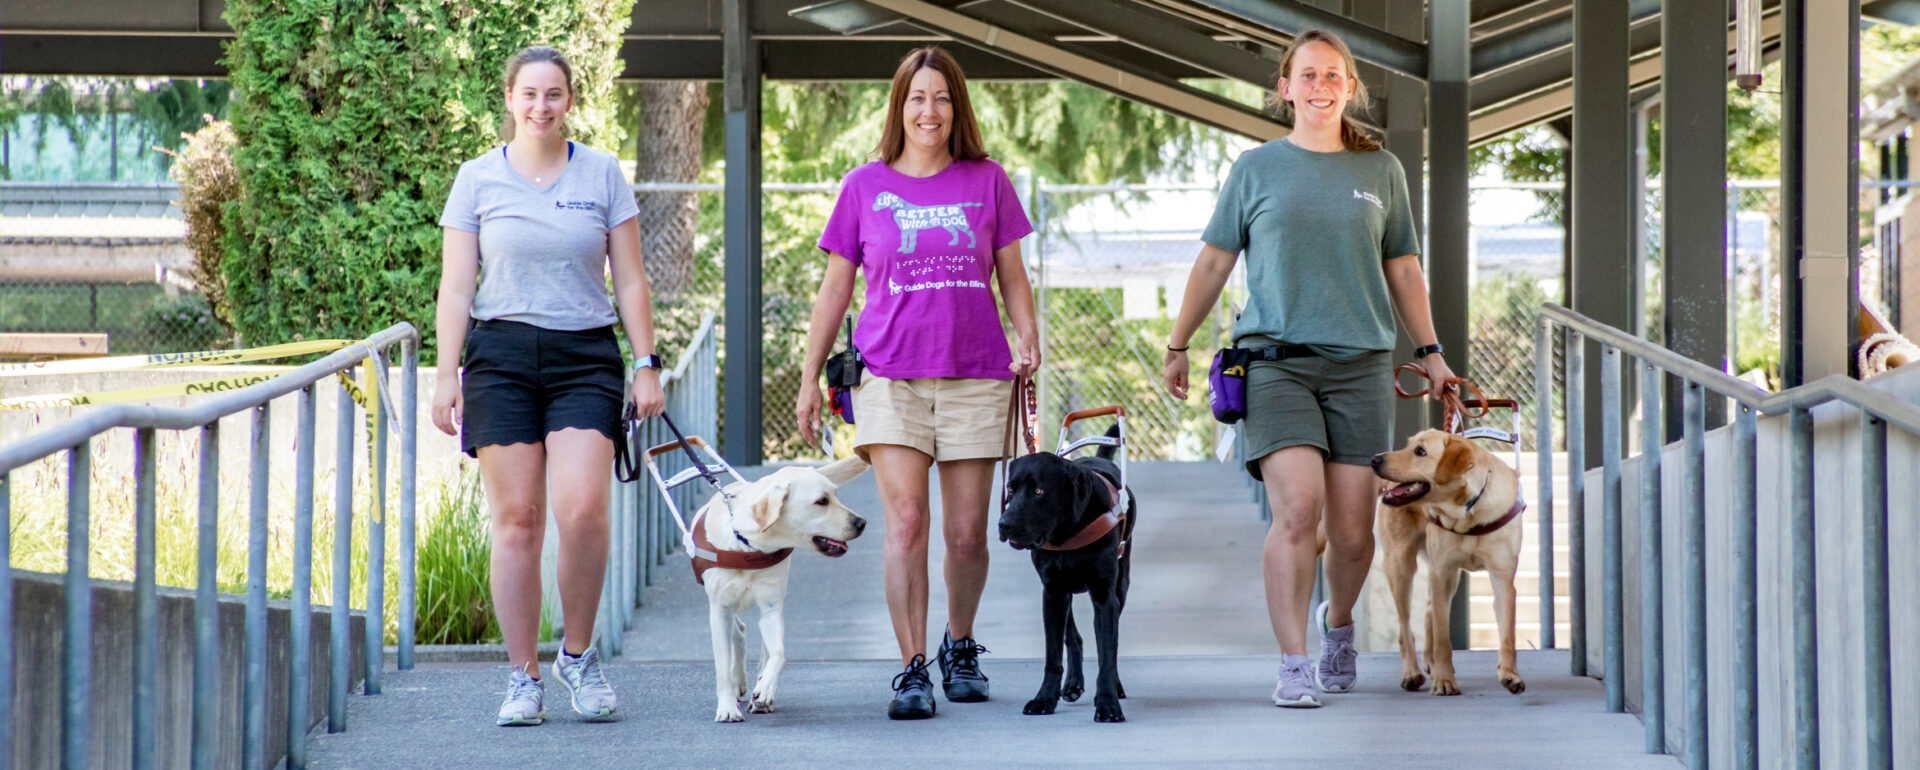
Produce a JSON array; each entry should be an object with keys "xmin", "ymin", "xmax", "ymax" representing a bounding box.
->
[
  {"xmin": 1380, "ymin": 481, "xmax": 1430, "ymax": 507},
  {"xmin": 812, "ymin": 536, "xmax": 848, "ymax": 558}
]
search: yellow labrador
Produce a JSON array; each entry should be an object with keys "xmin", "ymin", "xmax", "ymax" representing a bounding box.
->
[
  {"xmin": 1372, "ymin": 429, "xmax": 1527, "ymax": 696},
  {"xmin": 696, "ymin": 456, "xmax": 869, "ymax": 722}
]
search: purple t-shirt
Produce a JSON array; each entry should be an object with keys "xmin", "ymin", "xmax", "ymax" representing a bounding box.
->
[{"xmin": 817, "ymin": 159, "xmax": 1034, "ymax": 380}]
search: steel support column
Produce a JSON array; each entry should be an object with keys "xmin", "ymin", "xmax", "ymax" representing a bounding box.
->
[
  {"xmin": 1782, "ymin": 0, "xmax": 1860, "ymax": 385},
  {"xmin": 1574, "ymin": 0, "xmax": 1636, "ymax": 476},
  {"xmin": 723, "ymin": 0, "xmax": 764, "ymax": 465},
  {"xmin": 1429, "ymin": 2, "xmax": 1472, "ymax": 651},
  {"xmin": 1662, "ymin": 0, "xmax": 1730, "ymax": 436}
]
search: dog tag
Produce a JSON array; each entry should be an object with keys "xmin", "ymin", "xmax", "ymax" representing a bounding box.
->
[{"xmin": 1215, "ymin": 425, "xmax": 1237, "ymax": 462}]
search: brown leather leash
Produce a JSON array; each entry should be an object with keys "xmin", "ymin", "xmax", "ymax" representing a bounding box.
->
[
  {"xmin": 1393, "ymin": 363, "xmax": 1527, "ymax": 536},
  {"xmin": 1392, "ymin": 363, "xmax": 1514, "ymax": 434},
  {"xmin": 997, "ymin": 375, "xmax": 1038, "ymax": 514}
]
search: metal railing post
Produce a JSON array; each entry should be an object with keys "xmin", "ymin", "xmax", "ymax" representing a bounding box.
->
[
  {"xmin": 1601, "ymin": 345, "xmax": 1625, "ymax": 713},
  {"xmin": 0, "ymin": 469, "xmax": 9, "ymax": 770},
  {"xmin": 131, "ymin": 429, "xmax": 157, "ymax": 770},
  {"xmin": 1567, "ymin": 328, "xmax": 1587, "ymax": 676},
  {"xmin": 399, "ymin": 338, "xmax": 418, "ymax": 670},
  {"xmin": 330, "ymin": 376, "xmax": 355, "ymax": 733},
  {"xmin": 245, "ymin": 406, "xmax": 272, "ymax": 770},
  {"xmin": 366, "ymin": 380, "xmax": 386, "ymax": 696},
  {"xmin": 1639, "ymin": 362, "xmax": 1664, "ymax": 753},
  {"xmin": 290, "ymin": 385, "xmax": 317, "ymax": 768},
  {"xmin": 1733, "ymin": 406, "xmax": 1758, "ymax": 770},
  {"xmin": 1534, "ymin": 319, "xmax": 1555, "ymax": 650},
  {"xmin": 1788, "ymin": 406, "xmax": 1817, "ymax": 769},
  {"xmin": 63, "ymin": 441, "xmax": 90, "ymax": 770},
  {"xmin": 192, "ymin": 424, "xmax": 218, "ymax": 770},
  {"xmin": 1861, "ymin": 413, "xmax": 1890, "ymax": 770},
  {"xmin": 1683, "ymin": 382, "xmax": 1706, "ymax": 769}
]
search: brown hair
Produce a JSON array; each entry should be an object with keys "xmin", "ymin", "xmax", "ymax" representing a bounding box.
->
[
  {"xmin": 1268, "ymin": 30, "xmax": 1381, "ymax": 152},
  {"xmin": 875, "ymin": 46, "xmax": 989, "ymax": 164},
  {"xmin": 499, "ymin": 46, "xmax": 575, "ymax": 141}
]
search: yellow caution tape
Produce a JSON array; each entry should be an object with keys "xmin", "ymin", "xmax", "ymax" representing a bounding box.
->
[
  {"xmin": 0, "ymin": 339, "xmax": 358, "ymax": 377},
  {"xmin": 0, "ymin": 370, "xmax": 295, "ymax": 410}
]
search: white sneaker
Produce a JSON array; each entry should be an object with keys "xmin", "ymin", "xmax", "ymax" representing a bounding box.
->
[
  {"xmin": 552, "ymin": 643, "xmax": 618, "ymax": 720},
  {"xmin": 496, "ymin": 668, "xmax": 545, "ymax": 726}
]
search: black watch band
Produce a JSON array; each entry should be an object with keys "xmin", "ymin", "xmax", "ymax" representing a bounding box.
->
[
  {"xmin": 1414, "ymin": 343, "xmax": 1444, "ymax": 358},
  {"xmin": 633, "ymin": 354, "xmax": 665, "ymax": 371}
]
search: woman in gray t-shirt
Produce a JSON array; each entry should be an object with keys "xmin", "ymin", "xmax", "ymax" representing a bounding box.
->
[
  {"xmin": 1161, "ymin": 30, "xmax": 1458, "ymax": 708},
  {"xmin": 432, "ymin": 46, "xmax": 665, "ymax": 726}
]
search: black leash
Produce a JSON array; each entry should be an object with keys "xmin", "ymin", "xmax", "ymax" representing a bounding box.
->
[{"xmin": 614, "ymin": 404, "xmax": 734, "ymax": 507}]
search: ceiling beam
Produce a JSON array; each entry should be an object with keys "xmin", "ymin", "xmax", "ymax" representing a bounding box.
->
[
  {"xmin": 795, "ymin": 0, "xmax": 1290, "ymax": 140},
  {"xmin": 1174, "ymin": 0, "xmax": 1427, "ymax": 79}
]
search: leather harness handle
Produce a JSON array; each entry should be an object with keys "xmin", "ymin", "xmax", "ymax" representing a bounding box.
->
[
  {"xmin": 647, "ymin": 434, "xmax": 712, "ymax": 459},
  {"xmin": 1001, "ymin": 375, "xmax": 1036, "ymax": 460},
  {"xmin": 1060, "ymin": 405, "xmax": 1125, "ymax": 428}
]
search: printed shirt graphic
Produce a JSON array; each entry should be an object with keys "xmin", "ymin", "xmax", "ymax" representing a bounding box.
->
[
  {"xmin": 818, "ymin": 159, "xmax": 1033, "ymax": 380},
  {"xmin": 1200, "ymin": 137, "xmax": 1419, "ymax": 361}
]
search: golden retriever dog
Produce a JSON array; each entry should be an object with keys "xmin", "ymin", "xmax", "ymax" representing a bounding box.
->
[
  {"xmin": 696, "ymin": 456, "xmax": 869, "ymax": 722},
  {"xmin": 1372, "ymin": 429, "xmax": 1527, "ymax": 696}
]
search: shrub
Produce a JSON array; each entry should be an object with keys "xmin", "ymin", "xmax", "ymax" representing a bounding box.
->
[
  {"xmin": 163, "ymin": 118, "xmax": 239, "ymax": 335},
  {"xmin": 219, "ymin": 0, "xmax": 633, "ymax": 353}
]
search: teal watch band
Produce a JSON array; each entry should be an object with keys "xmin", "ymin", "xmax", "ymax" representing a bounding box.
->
[{"xmin": 633, "ymin": 354, "xmax": 664, "ymax": 371}]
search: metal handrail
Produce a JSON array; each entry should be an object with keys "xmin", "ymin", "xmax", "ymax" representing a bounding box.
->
[
  {"xmin": 1540, "ymin": 303, "xmax": 1920, "ymax": 431},
  {"xmin": 0, "ymin": 322, "xmax": 420, "ymax": 770},
  {"xmin": 1536, "ymin": 302, "xmax": 1910, "ymax": 769}
]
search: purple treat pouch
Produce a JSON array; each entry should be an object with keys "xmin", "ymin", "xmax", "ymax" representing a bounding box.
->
[{"xmin": 1209, "ymin": 347, "xmax": 1251, "ymax": 424}]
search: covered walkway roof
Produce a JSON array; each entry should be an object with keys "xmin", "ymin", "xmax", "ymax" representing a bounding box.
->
[{"xmin": 2, "ymin": 0, "xmax": 1872, "ymax": 142}]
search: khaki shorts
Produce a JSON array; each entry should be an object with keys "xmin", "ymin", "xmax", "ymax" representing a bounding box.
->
[
  {"xmin": 1242, "ymin": 347, "xmax": 1394, "ymax": 478},
  {"xmin": 851, "ymin": 374, "xmax": 1013, "ymax": 462}
]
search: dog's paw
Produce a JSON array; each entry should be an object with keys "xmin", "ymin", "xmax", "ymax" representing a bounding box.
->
[
  {"xmin": 1431, "ymin": 678, "xmax": 1461, "ymax": 696},
  {"xmin": 1094, "ymin": 696, "xmax": 1125, "ymax": 723},
  {"xmin": 1400, "ymin": 672, "xmax": 1426, "ymax": 692},
  {"xmin": 1061, "ymin": 682, "xmax": 1084, "ymax": 703},
  {"xmin": 714, "ymin": 703, "xmax": 745, "ymax": 722},
  {"xmin": 748, "ymin": 694, "xmax": 775, "ymax": 713},
  {"xmin": 1115, "ymin": 679, "xmax": 1126, "ymax": 700},
  {"xmin": 1022, "ymin": 697, "xmax": 1058, "ymax": 716},
  {"xmin": 1501, "ymin": 674, "xmax": 1526, "ymax": 695}
]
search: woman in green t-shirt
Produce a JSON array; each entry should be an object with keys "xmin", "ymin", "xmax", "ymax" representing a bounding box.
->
[{"xmin": 1161, "ymin": 29, "xmax": 1456, "ymax": 709}]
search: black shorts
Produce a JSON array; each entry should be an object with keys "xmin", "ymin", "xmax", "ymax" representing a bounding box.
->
[{"xmin": 460, "ymin": 319, "xmax": 625, "ymax": 458}]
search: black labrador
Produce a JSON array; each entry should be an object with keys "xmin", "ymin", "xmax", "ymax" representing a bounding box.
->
[{"xmin": 997, "ymin": 426, "xmax": 1135, "ymax": 723}]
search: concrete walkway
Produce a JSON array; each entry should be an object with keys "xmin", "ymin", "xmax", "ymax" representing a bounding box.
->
[{"xmin": 305, "ymin": 460, "xmax": 1671, "ymax": 768}]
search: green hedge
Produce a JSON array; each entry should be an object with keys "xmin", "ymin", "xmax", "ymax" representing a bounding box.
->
[{"xmin": 220, "ymin": 0, "xmax": 632, "ymax": 352}]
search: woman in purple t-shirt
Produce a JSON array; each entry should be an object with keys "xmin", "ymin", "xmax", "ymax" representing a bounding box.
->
[{"xmin": 796, "ymin": 45, "xmax": 1038, "ymax": 720}]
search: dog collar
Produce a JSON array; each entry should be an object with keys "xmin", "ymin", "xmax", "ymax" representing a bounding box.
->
[
  {"xmin": 688, "ymin": 510, "xmax": 793, "ymax": 585},
  {"xmin": 1042, "ymin": 472, "xmax": 1129, "ymax": 556},
  {"xmin": 1429, "ymin": 495, "xmax": 1526, "ymax": 537}
]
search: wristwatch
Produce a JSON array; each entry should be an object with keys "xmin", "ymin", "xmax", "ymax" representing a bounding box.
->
[
  {"xmin": 1414, "ymin": 343, "xmax": 1445, "ymax": 359},
  {"xmin": 633, "ymin": 354, "xmax": 664, "ymax": 371}
]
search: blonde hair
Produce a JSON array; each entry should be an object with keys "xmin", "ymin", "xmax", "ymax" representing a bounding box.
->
[
  {"xmin": 1268, "ymin": 30, "xmax": 1380, "ymax": 152},
  {"xmin": 499, "ymin": 46, "xmax": 574, "ymax": 141}
]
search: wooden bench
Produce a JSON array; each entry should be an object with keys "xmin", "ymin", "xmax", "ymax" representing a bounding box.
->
[{"xmin": 0, "ymin": 333, "xmax": 111, "ymax": 361}]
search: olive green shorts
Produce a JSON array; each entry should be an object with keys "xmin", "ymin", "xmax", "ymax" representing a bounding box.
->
[{"xmin": 1241, "ymin": 346, "xmax": 1394, "ymax": 479}]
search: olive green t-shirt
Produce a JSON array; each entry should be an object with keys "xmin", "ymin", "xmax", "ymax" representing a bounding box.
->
[{"xmin": 1200, "ymin": 137, "xmax": 1420, "ymax": 361}]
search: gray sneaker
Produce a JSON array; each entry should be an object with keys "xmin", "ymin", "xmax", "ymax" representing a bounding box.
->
[
  {"xmin": 1272, "ymin": 654, "xmax": 1322, "ymax": 708},
  {"xmin": 552, "ymin": 643, "xmax": 618, "ymax": 720},
  {"xmin": 496, "ymin": 668, "xmax": 545, "ymax": 726},
  {"xmin": 1313, "ymin": 601, "xmax": 1358, "ymax": 693}
]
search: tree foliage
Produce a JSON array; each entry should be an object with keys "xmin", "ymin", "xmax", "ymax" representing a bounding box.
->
[{"xmin": 219, "ymin": 0, "xmax": 633, "ymax": 350}]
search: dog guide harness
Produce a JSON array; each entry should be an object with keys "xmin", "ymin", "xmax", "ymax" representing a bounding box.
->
[
  {"xmin": 689, "ymin": 509, "xmax": 793, "ymax": 585},
  {"xmin": 1040, "ymin": 471, "xmax": 1130, "ymax": 557}
]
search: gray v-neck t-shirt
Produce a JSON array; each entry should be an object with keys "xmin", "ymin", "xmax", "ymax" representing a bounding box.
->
[{"xmin": 440, "ymin": 142, "xmax": 640, "ymax": 331}]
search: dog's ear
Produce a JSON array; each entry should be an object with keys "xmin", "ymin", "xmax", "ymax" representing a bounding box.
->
[
  {"xmin": 819, "ymin": 455, "xmax": 870, "ymax": 486},
  {"xmin": 741, "ymin": 481, "xmax": 790, "ymax": 533},
  {"xmin": 1437, "ymin": 435, "xmax": 1476, "ymax": 482}
]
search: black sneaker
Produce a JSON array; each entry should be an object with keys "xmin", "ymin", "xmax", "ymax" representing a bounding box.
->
[
  {"xmin": 936, "ymin": 628, "xmax": 990, "ymax": 703},
  {"xmin": 888, "ymin": 654, "xmax": 937, "ymax": 720}
]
